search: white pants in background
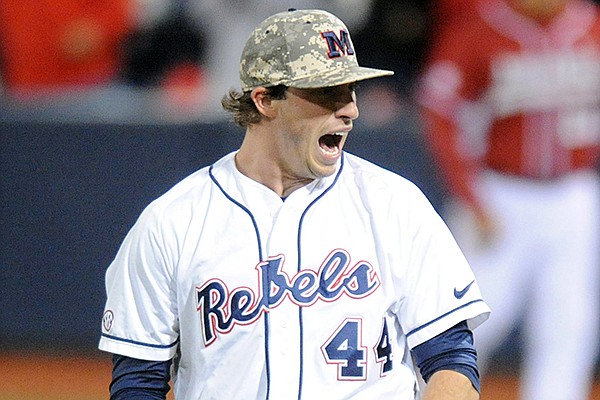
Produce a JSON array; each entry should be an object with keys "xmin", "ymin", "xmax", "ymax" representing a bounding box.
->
[{"xmin": 445, "ymin": 169, "xmax": 600, "ymax": 400}]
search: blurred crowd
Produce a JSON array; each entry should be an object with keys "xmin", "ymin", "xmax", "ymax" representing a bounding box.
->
[
  {"xmin": 0, "ymin": 0, "xmax": 430, "ymax": 121},
  {"xmin": 1, "ymin": 1, "xmax": 599, "ymax": 120}
]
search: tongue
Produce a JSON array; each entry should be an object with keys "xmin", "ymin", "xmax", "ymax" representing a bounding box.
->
[{"xmin": 320, "ymin": 134, "xmax": 338, "ymax": 152}]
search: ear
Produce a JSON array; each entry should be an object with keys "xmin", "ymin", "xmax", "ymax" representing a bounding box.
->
[{"xmin": 251, "ymin": 87, "xmax": 278, "ymax": 119}]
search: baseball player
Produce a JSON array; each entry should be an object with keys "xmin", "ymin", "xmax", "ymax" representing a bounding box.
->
[
  {"xmin": 418, "ymin": 0, "xmax": 600, "ymax": 399},
  {"xmin": 99, "ymin": 9, "xmax": 490, "ymax": 399}
]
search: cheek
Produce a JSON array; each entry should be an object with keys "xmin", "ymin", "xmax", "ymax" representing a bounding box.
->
[{"xmin": 283, "ymin": 119, "xmax": 321, "ymax": 148}]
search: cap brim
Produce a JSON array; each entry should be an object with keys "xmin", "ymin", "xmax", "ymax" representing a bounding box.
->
[{"xmin": 284, "ymin": 65, "xmax": 394, "ymax": 89}]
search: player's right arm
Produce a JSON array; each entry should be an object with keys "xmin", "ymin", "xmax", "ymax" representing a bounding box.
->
[
  {"xmin": 99, "ymin": 178, "xmax": 198, "ymax": 397},
  {"xmin": 109, "ymin": 354, "xmax": 171, "ymax": 400}
]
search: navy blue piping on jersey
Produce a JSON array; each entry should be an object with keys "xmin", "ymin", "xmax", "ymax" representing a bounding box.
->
[
  {"xmin": 209, "ymin": 164, "xmax": 269, "ymax": 399},
  {"xmin": 295, "ymin": 154, "xmax": 345, "ymax": 400},
  {"xmin": 101, "ymin": 333, "xmax": 180, "ymax": 349},
  {"xmin": 406, "ymin": 299, "xmax": 486, "ymax": 339}
]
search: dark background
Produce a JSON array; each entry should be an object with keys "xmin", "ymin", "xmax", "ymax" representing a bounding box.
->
[
  {"xmin": 0, "ymin": 116, "xmax": 444, "ymax": 350},
  {"xmin": 1, "ymin": 117, "xmax": 598, "ymax": 378}
]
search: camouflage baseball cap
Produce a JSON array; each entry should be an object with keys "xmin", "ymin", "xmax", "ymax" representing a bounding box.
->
[{"xmin": 239, "ymin": 9, "xmax": 393, "ymax": 91}]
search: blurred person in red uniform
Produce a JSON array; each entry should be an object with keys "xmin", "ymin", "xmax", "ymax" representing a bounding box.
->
[
  {"xmin": 418, "ymin": 0, "xmax": 600, "ymax": 399},
  {"xmin": 430, "ymin": 0, "xmax": 477, "ymax": 38},
  {"xmin": 0, "ymin": 0, "xmax": 133, "ymax": 97}
]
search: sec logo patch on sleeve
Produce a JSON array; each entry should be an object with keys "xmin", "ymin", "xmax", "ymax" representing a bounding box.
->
[{"xmin": 102, "ymin": 310, "xmax": 114, "ymax": 332}]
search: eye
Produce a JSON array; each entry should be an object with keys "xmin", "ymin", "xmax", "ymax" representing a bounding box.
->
[
  {"xmin": 312, "ymin": 87, "xmax": 334, "ymax": 97},
  {"xmin": 313, "ymin": 84, "xmax": 355, "ymax": 98}
]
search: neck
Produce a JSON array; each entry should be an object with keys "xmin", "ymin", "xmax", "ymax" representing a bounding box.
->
[{"xmin": 235, "ymin": 131, "xmax": 313, "ymax": 198}]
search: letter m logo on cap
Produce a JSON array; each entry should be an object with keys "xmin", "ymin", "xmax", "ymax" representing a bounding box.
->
[{"xmin": 321, "ymin": 30, "xmax": 355, "ymax": 59}]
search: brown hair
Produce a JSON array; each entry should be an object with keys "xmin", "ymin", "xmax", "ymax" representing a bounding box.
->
[{"xmin": 221, "ymin": 85, "xmax": 288, "ymax": 128}]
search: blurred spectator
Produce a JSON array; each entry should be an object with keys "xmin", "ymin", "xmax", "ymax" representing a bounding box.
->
[
  {"xmin": 353, "ymin": 0, "xmax": 432, "ymax": 93},
  {"xmin": 417, "ymin": 0, "xmax": 600, "ymax": 399},
  {"xmin": 119, "ymin": 11, "xmax": 206, "ymax": 88},
  {"xmin": 119, "ymin": 1, "xmax": 209, "ymax": 114},
  {"xmin": 430, "ymin": 0, "xmax": 477, "ymax": 38},
  {"xmin": 351, "ymin": 0, "xmax": 432, "ymax": 127},
  {"xmin": 0, "ymin": 0, "xmax": 134, "ymax": 97}
]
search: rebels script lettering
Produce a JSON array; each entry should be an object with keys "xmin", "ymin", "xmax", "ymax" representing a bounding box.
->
[{"xmin": 196, "ymin": 249, "xmax": 380, "ymax": 345}]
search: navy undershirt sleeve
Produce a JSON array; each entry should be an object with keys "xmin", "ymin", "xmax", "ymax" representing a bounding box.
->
[
  {"xmin": 110, "ymin": 354, "xmax": 172, "ymax": 400},
  {"xmin": 411, "ymin": 321, "xmax": 480, "ymax": 393},
  {"xmin": 108, "ymin": 324, "xmax": 477, "ymax": 397}
]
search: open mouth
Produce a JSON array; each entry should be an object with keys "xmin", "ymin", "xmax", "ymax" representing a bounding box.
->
[{"xmin": 319, "ymin": 133, "xmax": 344, "ymax": 153}]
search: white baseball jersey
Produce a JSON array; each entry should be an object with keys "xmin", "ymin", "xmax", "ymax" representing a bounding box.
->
[{"xmin": 99, "ymin": 151, "xmax": 490, "ymax": 400}]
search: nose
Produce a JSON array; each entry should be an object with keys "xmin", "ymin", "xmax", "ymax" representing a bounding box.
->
[{"xmin": 335, "ymin": 92, "xmax": 359, "ymax": 122}]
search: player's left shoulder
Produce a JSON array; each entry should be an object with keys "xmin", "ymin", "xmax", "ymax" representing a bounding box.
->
[{"xmin": 342, "ymin": 152, "xmax": 429, "ymax": 200}]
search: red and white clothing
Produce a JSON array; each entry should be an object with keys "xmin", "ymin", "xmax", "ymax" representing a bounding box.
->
[
  {"xmin": 420, "ymin": 0, "xmax": 600, "ymax": 209},
  {"xmin": 418, "ymin": 1, "xmax": 600, "ymax": 399}
]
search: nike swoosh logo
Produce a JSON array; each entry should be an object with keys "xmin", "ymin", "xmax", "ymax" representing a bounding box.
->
[{"xmin": 454, "ymin": 280, "xmax": 475, "ymax": 299}]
